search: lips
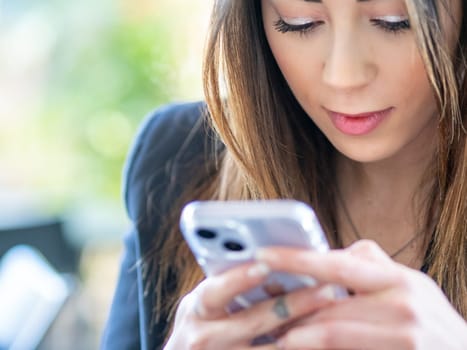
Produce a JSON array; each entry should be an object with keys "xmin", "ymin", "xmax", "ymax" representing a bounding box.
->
[{"xmin": 327, "ymin": 107, "xmax": 393, "ymax": 136}]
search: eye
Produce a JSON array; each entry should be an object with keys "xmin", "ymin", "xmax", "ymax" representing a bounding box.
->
[
  {"xmin": 370, "ymin": 18, "xmax": 411, "ymax": 34},
  {"xmin": 273, "ymin": 18, "xmax": 324, "ymax": 35}
]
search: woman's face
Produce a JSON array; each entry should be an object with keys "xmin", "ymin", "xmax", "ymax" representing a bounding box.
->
[{"xmin": 262, "ymin": 0, "xmax": 462, "ymax": 164}]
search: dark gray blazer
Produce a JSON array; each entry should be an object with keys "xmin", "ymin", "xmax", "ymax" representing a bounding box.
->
[{"xmin": 101, "ymin": 101, "xmax": 216, "ymax": 350}]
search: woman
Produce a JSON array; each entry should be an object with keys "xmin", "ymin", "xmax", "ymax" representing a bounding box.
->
[{"xmin": 103, "ymin": 0, "xmax": 467, "ymax": 349}]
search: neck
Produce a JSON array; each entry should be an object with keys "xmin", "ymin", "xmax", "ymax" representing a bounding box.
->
[{"xmin": 335, "ymin": 147, "xmax": 435, "ymax": 268}]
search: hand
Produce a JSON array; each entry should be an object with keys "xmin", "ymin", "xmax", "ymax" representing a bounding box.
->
[
  {"xmin": 256, "ymin": 240, "xmax": 467, "ymax": 350},
  {"xmin": 163, "ymin": 261, "xmax": 335, "ymax": 350}
]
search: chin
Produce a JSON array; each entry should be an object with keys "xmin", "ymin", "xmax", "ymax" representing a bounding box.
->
[{"xmin": 333, "ymin": 142, "xmax": 396, "ymax": 164}]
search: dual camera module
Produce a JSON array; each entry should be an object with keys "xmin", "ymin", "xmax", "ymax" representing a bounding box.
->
[{"xmin": 196, "ymin": 229, "xmax": 245, "ymax": 252}]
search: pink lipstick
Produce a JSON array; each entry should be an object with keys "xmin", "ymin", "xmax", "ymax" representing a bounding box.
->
[{"xmin": 328, "ymin": 108, "xmax": 393, "ymax": 136}]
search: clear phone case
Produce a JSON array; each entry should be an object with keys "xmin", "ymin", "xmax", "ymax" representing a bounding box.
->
[{"xmin": 180, "ymin": 200, "xmax": 347, "ymax": 313}]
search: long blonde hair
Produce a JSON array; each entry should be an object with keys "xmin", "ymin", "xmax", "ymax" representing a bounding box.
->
[{"xmin": 144, "ymin": 0, "xmax": 467, "ymax": 339}]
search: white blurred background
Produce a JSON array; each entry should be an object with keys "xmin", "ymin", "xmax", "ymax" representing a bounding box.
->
[{"xmin": 0, "ymin": 0, "xmax": 210, "ymax": 348}]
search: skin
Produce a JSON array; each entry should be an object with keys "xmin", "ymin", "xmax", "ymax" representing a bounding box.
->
[
  {"xmin": 165, "ymin": 262, "xmax": 337, "ymax": 349},
  {"xmin": 164, "ymin": 0, "xmax": 467, "ymax": 348},
  {"xmin": 261, "ymin": 0, "xmax": 443, "ymax": 266},
  {"xmin": 261, "ymin": 0, "xmax": 462, "ymax": 266},
  {"xmin": 263, "ymin": 0, "xmax": 439, "ymax": 165},
  {"xmin": 257, "ymin": 241, "xmax": 467, "ymax": 349}
]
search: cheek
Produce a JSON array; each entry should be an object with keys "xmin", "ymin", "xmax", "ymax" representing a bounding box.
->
[
  {"xmin": 391, "ymin": 44, "xmax": 436, "ymax": 111},
  {"xmin": 262, "ymin": 11, "xmax": 320, "ymax": 102},
  {"xmin": 267, "ymin": 38, "xmax": 322, "ymax": 106},
  {"xmin": 265, "ymin": 22, "xmax": 437, "ymax": 120}
]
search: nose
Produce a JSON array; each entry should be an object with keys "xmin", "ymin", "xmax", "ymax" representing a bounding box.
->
[{"xmin": 322, "ymin": 33, "xmax": 376, "ymax": 90}]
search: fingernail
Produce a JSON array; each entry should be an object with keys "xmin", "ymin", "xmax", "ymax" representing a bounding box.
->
[
  {"xmin": 314, "ymin": 285, "xmax": 337, "ymax": 301},
  {"xmin": 255, "ymin": 248, "xmax": 275, "ymax": 261},
  {"xmin": 247, "ymin": 262, "xmax": 270, "ymax": 278}
]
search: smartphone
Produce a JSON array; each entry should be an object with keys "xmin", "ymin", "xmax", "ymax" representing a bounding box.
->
[{"xmin": 180, "ymin": 200, "xmax": 347, "ymax": 313}]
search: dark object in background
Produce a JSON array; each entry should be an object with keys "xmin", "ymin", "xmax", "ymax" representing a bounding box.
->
[
  {"xmin": 0, "ymin": 219, "xmax": 80, "ymax": 274},
  {"xmin": 0, "ymin": 219, "xmax": 83, "ymax": 350}
]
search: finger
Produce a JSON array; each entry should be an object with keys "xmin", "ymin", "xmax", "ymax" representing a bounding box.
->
[
  {"xmin": 300, "ymin": 291, "xmax": 413, "ymax": 325},
  {"xmin": 240, "ymin": 344, "xmax": 283, "ymax": 350},
  {"xmin": 255, "ymin": 246, "xmax": 401, "ymax": 293},
  {"xmin": 184, "ymin": 286, "xmax": 328, "ymax": 350},
  {"xmin": 224, "ymin": 285, "xmax": 338, "ymax": 342},
  {"xmin": 193, "ymin": 261, "xmax": 271, "ymax": 320},
  {"xmin": 277, "ymin": 321, "xmax": 410, "ymax": 350},
  {"xmin": 348, "ymin": 239, "xmax": 393, "ymax": 264},
  {"xmin": 168, "ymin": 319, "xmax": 281, "ymax": 350}
]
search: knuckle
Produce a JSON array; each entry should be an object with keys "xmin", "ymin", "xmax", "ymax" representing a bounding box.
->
[
  {"xmin": 200, "ymin": 296, "xmax": 221, "ymax": 316},
  {"xmin": 392, "ymin": 297, "xmax": 418, "ymax": 322},
  {"xmin": 353, "ymin": 239, "xmax": 383, "ymax": 256},
  {"xmin": 393, "ymin": 270, "xmax": 414, "ymax": 291},
  {"xmin": 191, "ymin": 281, "xmax": 218, "ymax": 316},
  {"xmin": 398, "ymin": 326, "xmax": 420, "ymax": 350},
  {"xmin": 241, "ymin": 300, "xmax": 276, "ymax": 336},
  {"xmin": 186, "ymin": 331, "xmax": 211, "ymax": 350},
  {"xmin": 330, "ymin": 259, "xmax": 350, "ymax": 282},
  {"xmin": 178, "ymin": 291, "xmax": 196, "ymax": 314},
  {"xmin": 319, "ymin": 323, "xmax": 340, "ymax": 347}
]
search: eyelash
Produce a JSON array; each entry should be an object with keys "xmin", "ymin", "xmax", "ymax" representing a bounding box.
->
[
  {"xmin": 370, "ymin": 19, "xmax": 411, "ymax": 33},
  {"xmin": 273, "ymin": 18, "xmax": 411, "ymax": 36},
  {"xmin": 273, "ymin": 19, "xmax": 323, "ymax": 35}
]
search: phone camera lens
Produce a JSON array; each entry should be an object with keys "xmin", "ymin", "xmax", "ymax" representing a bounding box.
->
[
  {"xmin": 223, "ymin": 241, "xmax": 244, "ymax": 252},
  {"xmin": 196, "ymin": 229, "xmax": 217, "ymax": 240}
]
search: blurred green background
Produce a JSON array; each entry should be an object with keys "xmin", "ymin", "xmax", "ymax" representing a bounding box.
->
[{"xmin": 0, "ymin": 0, "xmax": 209, "ymax": 348}]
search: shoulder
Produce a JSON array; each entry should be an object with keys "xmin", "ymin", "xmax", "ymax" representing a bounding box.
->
[
  {"xmin": 103, "ymin": 101, "xmax": 216, "ymax": 350},
  {"xmin": 123, "ymin": 101, "xmax": 209, "ymax": 220},
  {"xmin": 123, "ymin": 101, "xmax": 221, "ymax": 251}
]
